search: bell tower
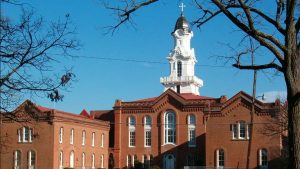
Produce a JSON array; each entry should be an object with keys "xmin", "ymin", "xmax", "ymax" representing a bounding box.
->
[{"xmin": 160, "ymin": 4, "xmax": 203, "ymax": 95}]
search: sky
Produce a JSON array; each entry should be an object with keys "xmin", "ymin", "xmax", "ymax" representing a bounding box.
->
[{"xmin": 1, "ymin": 0, "xmax": 287, "ymax": 113}]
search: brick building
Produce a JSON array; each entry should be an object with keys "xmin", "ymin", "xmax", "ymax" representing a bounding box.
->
[
  {"xmin": 0, "ymin": 100, "xmax": 110, "ymax": 169},
  {"xmin": 93, "ymin": 13, "xmax": 284, "ymax": 169},
  {"xmin": 0, "ymin": 11, "xmax": 284, "ymax": 169}
]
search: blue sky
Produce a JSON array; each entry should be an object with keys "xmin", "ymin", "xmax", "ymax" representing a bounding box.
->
[{"xmin": 2, "ymin": 0, "xmax": 286, "ymax": 113}]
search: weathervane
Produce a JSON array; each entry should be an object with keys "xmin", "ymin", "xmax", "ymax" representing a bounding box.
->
[{"xmin": 179, "ymin": 1, "xmax": 186, "ymax": 16}]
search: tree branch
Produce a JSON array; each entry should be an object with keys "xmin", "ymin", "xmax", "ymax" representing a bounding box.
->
[{"xmin": 233, "ymin": 62, "xmax": 283, "ymax": 72}]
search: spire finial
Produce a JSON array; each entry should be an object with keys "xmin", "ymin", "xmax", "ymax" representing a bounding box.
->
[{"xmin": 179, "ymin": 2, "xmax": 186, "ymax": 16}]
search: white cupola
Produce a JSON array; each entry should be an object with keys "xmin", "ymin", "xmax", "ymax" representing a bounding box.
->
[{"xmin": 160, "ymin": 10, "xmax": 203, "ymax": 95}]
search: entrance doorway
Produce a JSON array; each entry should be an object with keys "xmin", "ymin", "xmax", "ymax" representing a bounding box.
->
[{"xmin": 164, "ymin": 154, "xmax": 175, "ymax": 169}]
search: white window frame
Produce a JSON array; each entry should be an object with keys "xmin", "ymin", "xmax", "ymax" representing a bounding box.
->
[
  {"xmin": 188, "ymin": 114, "xmax": 196, "ymax": 147},
  {"xmin": 82, "ymin": 130, "xmax": 86, "ymax": 146},
  {"xmin": 59, "ymin": 151, "xmax": 63, "ymax": 169},
  {"xmin": 59, "ymin": 127, "xmax": 63, "ymax": 144},
  {"xmin": 92, "ymin": 154, "xmax": 95, "ymax": 169},
  {"xmin": 29, "ymin": 128, "xmax": 33, "ymax": 142},
  {"xmin": 101, "ymin": 134, "xmax": 104, "ymax": 147},
  {"xmin": 127, "ymin": 155, "xmax": 132, "ymax": 168},
  {"xmin": 239, "ymin": 121, "xmax": 246, "ymax": 139},
  {"xmin": 144, "ymin": 116, "xmax": 152, "ymax": 147},
  {"xmin": 23, "ymin": 127, "xmax": 29, "ymax": 142},
  {"xmin": 14, "ymin": 150, "xmax": 21, "ymax": 169},
  {"xmin": 82, "ymin": 153, "xmax": 85, "ymax": 169},
  {"xmin": 259, "ymin": 149, "xmax": 268, "ymax": 169},
  {"xmin": 70, "ymin": 151, "xmax": 74, "ymax": 168},
  {"xmin": 129, "ymin": 130, "xmax": 136, "ymax": 147},
  {"xmin": 18, "ymin": 128, "xmax": 22, "ymax": 142},
  {"xmin": 101, "ymin": 154, "xmax": 104, "ymax": 168},
  {"xmin": 70, "ymin": 129, "xmax": 74, "ymax": 145},
  {"xmin": 28, "ymin": 150, "xmax": 36, "ymax": 169},
  {"xmin": 216, "ymin": 149, "xmax": 224, "ymax": 169},
  {"xmin": 128, "ymin": 116, "xmax": 136, "ymax": 147},
  {"xmin": 164, "ymin": 112, "xmax": 176, "ymax": 144},
  {"xmin": 92, "ymin": 132, "xmax": 95, "ymax": 147}
]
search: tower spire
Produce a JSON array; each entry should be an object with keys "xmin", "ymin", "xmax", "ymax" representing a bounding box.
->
[{"xmin": 179, "ymin": 2, "xmax": 186, "ymax": 16}]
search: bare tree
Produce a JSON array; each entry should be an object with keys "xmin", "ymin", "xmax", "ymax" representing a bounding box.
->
[
  {"xmin": 102, "ymin": 0, "xmax": 299, "ymax": 168},
  {"xmin": 0, "ymin": 2, "xmax": 79, "ymax": 112}
]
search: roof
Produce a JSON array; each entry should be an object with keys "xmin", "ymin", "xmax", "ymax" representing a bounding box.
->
[
  {"xmin": 173, "ymin": 15, "xmax": 190, "ymax": 32},
  {"xmin": 130, "ymin": 93, "xmax": 212, "ymax": 103}
]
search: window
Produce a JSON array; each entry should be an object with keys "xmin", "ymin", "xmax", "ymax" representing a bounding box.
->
[
  {"xmin": 143, "ymin": 155, "xmax": 149, "ymax": 169},
  {"xmin": 92, "ymin": 154, "xmax": 95, "ymax": 169},
  {"xmin": 128, "ymin": 116, "xmax": 136, "ymax": 147},
  {"xmin": 70, "ymin": 129, "xmax": 74, "ymax": 145},
  {"xmin": 149, "ymin": 155, "xmax": 154, "ymax": 167},
  {"xmin": 164, "ymin": 112, "xmax": 176, "ymax": 144},
  {"xmin": 232, "ymin": 124, "xmax": 238, "ymax": 139},
  {"xmin": 231, "ymin": 121, "xmax": 250, "ymax": 140},
  {"xmin": 129, "ymin": 131, "xmax": 136, "ymax": 147},
  {"xmin": 144, "ymin": 116, "xmax": 152, "ymax": 147},
  {"xmin": 92, "ymin": 132, "xmax": 95, "ymax": 147},
  {"xmin": 177, "ymin": 61, "xmax": 182, "ymax": 77},
  {"xmin": 176, "ymin": 85, "xmax": 180, "ymax": 93},
  {"xmin": 101, "ymin": 134, "xmax": 104, "ymax": 147},
  {"xmin": 127, "ymin": 155, "xmax": 132, "ymax": 168},
  {"xmin": 259, "ymin": 149, "xmax": 268, "ymax": 169},
  {"xmin": 28, "ymin": 150, "xmax": 36, "ymax": 169},
  {"xmin": 101, "ymin": 155, "xmax": 104, "ymax": 168},
  {"xmin": 133, "ymin": 155, "xmax": 137, "ymax": 167},
  {"xmin": 18, "ymin": 127, "xmax": 33, "ymax": 143},
  {"xmin": 216, "ymin": 149, "xmax": 224, "ymax": 169},
  {"xmin": 14, "ymin": 150, "xmax": 21, "ymax": 169},
  {"xmin": 188, "ymin": 114, "xmax": 196, "ymax": 147},
  {"xmin": 82, "ymin": 131, "xmax": 86, "ymax": 145},
  {"xmin": 59, "ymin": 127, "xmax": 63, "ymax": 144},
  {"xmin": 70, "ymin": 151, "xmax": 74, "ymax": 168},
  {"xmin": 59, "ymin": 151, "xmax": 63, "ymax": 169},
  {"xmin": 186, "ymin": 154, "xmax": 196, "ymax": 166},
  {"xmin": 240, "ymin": 121, "xmax": 246, "ymax": 139},
  {"xmin": 82, "ymin": 153, "xmax": 85, "ymax": 169}
]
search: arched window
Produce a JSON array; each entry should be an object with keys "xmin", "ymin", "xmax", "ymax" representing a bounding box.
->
[
  {"xmin": 101, "ymin": 154, "xmax": 104, "ymax": 168},
  {"xmin": 259, "ymin": 149, "xmax": 268, "ymax": 169},
  {"xmin": 143, "ymin": 155, "xmax": 149, "ymax": 169},
  {"xmin": 144, "ymin": 116, "xmax": 152, "ymax": 147},
  {"xmin": 164, "ymin": 112, "xmax": 176, "ymax": 144},
  {"xmin": 59, "ymin": 127, "xmax": 63, "ymax": 143},
  {"xmin": 82, "ymin": 130, "xmax": 86, "ymax": 145},
  {"xmin": 92, "ymin": 132, "xmax": 95, "ymax": 147},
  {"xmin": 92, "ymin": 154, "xmax": 95, "ymax": 169},
  {"xmin": 128, "ymin": 116, "xmax": 136, "ymax": 147},
  {"xmin": 127, "ymin": 155, "xmax": 132, "ymax": 168},
  {"xmin": 59, "ymin": 151, "xmax": 63, "ymax": 169},
  {"xmin": 14, "ymin": 150, "xmax": 21, "ymax": 169},
  {"xmin": 177, "ymin": 61, "xmax": 182, "ymax": 77},
  {"xmin": 133, "ymin": 155, "xmax": 137, "ymax": 167},
  {"xmin": 188, "ymin": 114, "xmax": 196, "ymax": 146},
  {"xmin": 101, "ymin": 133, "xmax": 104, "ymax": 147},
  {"xmin": 82, "ymin": 153, "xmax": 85, "ymax": 169},
  {"xmin": 70, "ymin": 129, "xmax": 74, "ymax": 144},
  {"xmin": 216, "ymin": 149, "xmax": 224, "ymax": 169},
  {"xmin": 70, "ymin": 151, "xmax": 74, "ymax": 168},
  {"xmin": 28, "ymin": 150, "xmax": 36, "ymax": 169}
]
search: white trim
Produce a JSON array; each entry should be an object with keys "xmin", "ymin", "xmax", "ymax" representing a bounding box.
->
[
  {"xmin": 92, "ymin": 132, "xmax": 95, "ymax": 147},
  {"xmin": 92, "ymin": 153, "xmax": 95, "ymax": 169},
  {"xmin": 59, "ymin": 151, "xmax": 63, "ymax": 169},
  {"xmin": 101, "ymin": 133, "xmax": 104, "ymax": 147},
  {"xmin": 59, "ymin": 127, "xmax": 63, "ymax": 144},
  {"xmin": 82, "ymin": 153, "xmax": 85, "ymax": 169},
  {"xmin": 82, "ymin": 131, "xmax": 86, "ymax": 146},
  {"xmin": 70, "ymin": 129, "xmax": 74, "ymax": 145},
  {"xmin": 101, "ymin": 154, "xmax": 104, "ymax": 168}
]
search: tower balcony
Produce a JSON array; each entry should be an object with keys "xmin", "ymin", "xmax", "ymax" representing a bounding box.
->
[{"xmin": 160, "ymin": 76, "xmax": 203, "ymax": 87}]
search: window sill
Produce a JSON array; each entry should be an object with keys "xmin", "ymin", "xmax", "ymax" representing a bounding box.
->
[
  {"xmin": 188, "ymin": 145, "xmax": 196, "ymax": 148},
  {"xmin": 144, "ymin": 146, "xmax": 151, "ymax": 148},
  {"xmin": 129, "ymin": 146, "xmax": 136, "ymax": 148},
  {"xmin": 231, "ymin": 138, "xmax": 249, "ymax": 141},
  {"xmin": 162, "ymin": 143, "xmax": 177, "ymax": 146}
]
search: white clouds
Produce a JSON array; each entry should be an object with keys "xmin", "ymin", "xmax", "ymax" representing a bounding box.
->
[{"xmin": 258, "ymin": 90, "xmax": 287, "ymax": 102}]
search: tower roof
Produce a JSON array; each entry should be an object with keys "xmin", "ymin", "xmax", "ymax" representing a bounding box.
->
[{"xmin": 173, "ymin": 15, "xmax": 190, "ymax": 32}]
